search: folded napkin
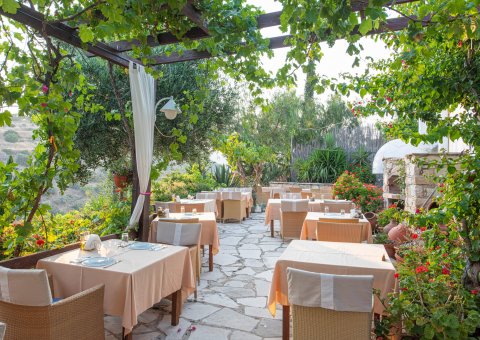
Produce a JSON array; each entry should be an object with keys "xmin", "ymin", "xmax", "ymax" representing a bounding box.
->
[{"xmin": 84, "ymin": 234, "xmax": 102, "ymax": 251}]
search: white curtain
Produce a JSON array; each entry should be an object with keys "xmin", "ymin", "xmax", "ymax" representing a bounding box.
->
[{"xmin": 127, "ymin": 62, "xmax": 156, "ymax": 229}]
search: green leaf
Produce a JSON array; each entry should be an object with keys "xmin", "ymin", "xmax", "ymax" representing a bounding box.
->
[
  {"xmin": 358, "ymin": 20, "xmax": 372, "ymax": 35},
  {"xmin": 78, "ymin": 25, "xmax": 94, "ymax": 43},
  {"xmin": 360, "ymin": 88, "xmax": 367, "ymax": 98},
  {"xmin": 0, "ymin": 0, "xmax": 20, "ymax": 14}
]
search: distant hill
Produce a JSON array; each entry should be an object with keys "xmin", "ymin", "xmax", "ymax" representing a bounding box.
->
[{"xmin": 0, "ymin": 115, "xmax": 106, "ymax": 214}]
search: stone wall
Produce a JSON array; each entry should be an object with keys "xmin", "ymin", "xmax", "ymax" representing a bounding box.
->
[{"xmin": 384, "ymin": 153, "xmax": 459, "ymax": 213}]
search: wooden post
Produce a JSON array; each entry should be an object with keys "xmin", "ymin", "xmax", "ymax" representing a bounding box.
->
[
  {"xmin": 137, "ymin": 180, "xmax": 151, "ymax": 242},
  {"xmin": 270, "ymin": 220, "xmax": 274, "ymax": 237}
]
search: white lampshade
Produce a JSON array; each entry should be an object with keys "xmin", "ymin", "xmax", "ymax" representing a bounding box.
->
[{"xmin": 160, "ymin": 98, "xmax": 181, "ymax": 120}]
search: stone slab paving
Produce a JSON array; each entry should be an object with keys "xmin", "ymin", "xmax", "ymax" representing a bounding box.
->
[{"xmin": 104, "ymin": 213, "xmax": 289, "ymax": 339}]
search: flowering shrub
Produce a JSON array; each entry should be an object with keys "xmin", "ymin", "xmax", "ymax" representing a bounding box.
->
[
  {"xmin": 375, "ymin": 222, "xmax": 480, "ymax": 339},
  {"xmin": 346, "ymin": 163, "xmax": 376, "ymax": 184},
  {"xmin": 1, "ymin": 189, "xmax": 130, "ymax": 259},
  {"xmin": 333, "ymin": 171, "xmax": 383, "ymax": 212},
  {"xmin": 151, "ymin": 165, "xmax": 218, "ymax": 202}
]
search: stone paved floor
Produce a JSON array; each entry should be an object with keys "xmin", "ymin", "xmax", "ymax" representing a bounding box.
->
[{"xmin": 105, "ymin": 212, "xmax": 288, "ymax": 340}]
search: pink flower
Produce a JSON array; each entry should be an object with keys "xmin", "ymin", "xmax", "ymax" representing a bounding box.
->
[
  {"xmin": 415, "ymin": 208, "xmax": 421, "ymax": 214},
  {"xmin": 458, "ymin": 40, "xmax": 463, "ymax": 48},
  {"xmin": 442, "ymin": 267, "xmax": 450, "ymax": 275},
  {"xmin": 42, "ymin": 84, "xmax": 48, "ymax": 93},
  {"xmin": 420, "ymin": 226, "xmax": 427, "ymax": 232},
  {"xmin": 471, "ymin": 289, "xmax": 478, "ymax": 295},
  {"xmin": 41, "ymin": 102, "xmax": 47, "ymax": 108}
]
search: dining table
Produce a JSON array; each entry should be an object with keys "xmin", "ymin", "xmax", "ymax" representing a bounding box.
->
[
  {"xmin": 149, "ymin": 212, "xmax": 220, "ymax": 271},
  {"xmin": 36, "ymin": 239, "xmax": 195, "ymax": 339},
  {"xmin": 264, "ymin": 198, "xmax": 353, "ymax": 237},
  {"xmin": 267, "ymin": 240, "xmax": 396, "ymax": 340},
  {"xmin": 300, "ymin": 211, "xmax": 373, "ymax": 243}
]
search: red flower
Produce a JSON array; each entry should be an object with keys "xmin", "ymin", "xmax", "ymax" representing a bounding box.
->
[
  {"xmin": 458, "ymin": 40, "xmax": 463, "ymax": 47},
  {"xmin": 426, "ymin": 261, "xmax": 430, "ymax": 266},
  {"xmin": 411, "ymin": 233, "xmax": 418, "ymax": 239},
  {"xmin": 394, "ymin": 273, "xmax": 399, "ymax": 279},
  {"xmin": 388, "ymin": 123, "xmax": 393, "ymax": 128},
  {"xmin": 42, "ymin": 84, "xmax": 48, "ymax": 93},
  {"xmin": 386, "ymin": 97, "xmax": 392, "ymax": 103},
  {"xmin": 442, "ymin": 253, "xmax": 448, "ymax": 258},
  {"xmin": 471, "ymin": 289, "xmax": 478, "ymax": 295},
  {"xmin": 351, "ymin": 108, "xmax": 355, "ymax": 113},
  {"xmin": 442, "ymin": 267, "xmax": 450, "ymax": 275},
  {"xmin": 420, "ymin": 226, "xmax": 427, "ymax": 232},
  {"xmin": 415, "ymin": 208, "xmax": 421, "ymax": 214},
  {"xmin": 415, "ymin": 265, "xmax": 428, "ymax": 274},
  {"xmin": 41, "ymin": 102, "xmax": 47, "ymax": 108},
  {"xmin": 36, "ymin": 239, "xmax": 45, "ymax": 247}
]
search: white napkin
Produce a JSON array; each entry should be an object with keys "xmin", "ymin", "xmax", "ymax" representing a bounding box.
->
[{"xmin": 84, "ymin": 234, "xmax": 102, "ymax": 251}]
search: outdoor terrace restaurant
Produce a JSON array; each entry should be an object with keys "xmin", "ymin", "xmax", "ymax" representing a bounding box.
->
[{"xmin": 0, "ymin": 0, "xmax": 479, "ymax": 340}]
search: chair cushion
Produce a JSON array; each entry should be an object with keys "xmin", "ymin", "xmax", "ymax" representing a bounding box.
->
[
  {"xmin": 287, "ymin": 268, "xmax": 373, "ymax": 312},
  {"xmin": 156, "ymin": 222, "xmax": 202, "ymax": 246},
  {"xmin": 0, "ymin": 267, "xmax": 52, "ymax": 306}
]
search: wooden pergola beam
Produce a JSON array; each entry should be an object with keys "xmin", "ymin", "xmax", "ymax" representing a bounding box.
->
[
  {"xmin": 0, "ymin": 3, "xmax": 141, "ymax": 68},
  {"xmin": 106, "ymin": 0, "xmax": 417, "ymax": 53},
  {"xmin": 147, "ymin": 16, "xmax": 415, "ymax": 65},
  {"xmin": 181, "ymin": 2, "xmax": 209, "ymax": 35}
]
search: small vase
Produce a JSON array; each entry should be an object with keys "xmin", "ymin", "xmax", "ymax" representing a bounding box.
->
[
  {"xmin": 388, "ymin": 223, "xmax": 408, "ymax": 243},
  {"xmin": 383, "ymin": 219, "xmax": 398, "ymax": 234}
]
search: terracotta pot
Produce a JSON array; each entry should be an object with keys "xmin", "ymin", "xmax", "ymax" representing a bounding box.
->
[
  {"xmin": 388, "ymin": 223, "xmax": 409, "ymax": 243},
  {"xmin": 364, "ymin": 212, "xmax": 378, "ymax": 231},
  {"xmin": 113, "ymin": 174, "xmax": 128, "ymax": 189},
  {"xmin": 383, "ymin": 219, "xmax": 398, "ymax": 234},
  {"xmin": 384, "ymin": 243, "xmax": 396, "ymax": 258},
  {"xmin": 395, "ymin": 252, "xmax": 404, "ymax": 263}
]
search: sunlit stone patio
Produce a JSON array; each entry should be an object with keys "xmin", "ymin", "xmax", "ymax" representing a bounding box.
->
[{"xmin": 105, "ymin": 212, "xmax": 286, "ymax": 340}]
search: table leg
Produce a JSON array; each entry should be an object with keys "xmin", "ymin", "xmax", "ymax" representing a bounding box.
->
[
  {"xmin": 283, "ymin": 305, "xmax": 290, "ymax": 340},
  {"xmin": 270, "ymin": 220, "xmax": 274, "ymax": 237},
  {"xmin": 171, "ymin": 289, "xmax": 181, "ymax": 326},
  {"xmin": 122, "ymin": 327, "xmax": 132, "ymax": 340},
  {"xmin": 209, "ymin": 245, "xmax": 213, "ymax": 272}
]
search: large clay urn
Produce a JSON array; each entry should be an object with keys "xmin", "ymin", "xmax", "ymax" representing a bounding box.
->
[
  {"xmin": 388, "ymin": 223, "xmax": 409, "ymax": 243},
  {"xmin": 383, "ymin": 219, "xmax": 398, "ymax": 234}
]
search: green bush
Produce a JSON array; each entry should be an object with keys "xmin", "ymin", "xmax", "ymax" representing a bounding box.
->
[
  {"xmin": 1, "ymin": 184, "xmax": 130, "ymax": 259},
  {"xmin": 212, "ymin": 163, "xmax": 236, "ymax": 187},
  {"xmin": 295, "ymin": 148, "xmax": 346, "ymax": 183},
  {"xmin": 3, "ymin": 130, "xmax": 19, "ymax": 143},
  {"xmin": 151, "ymin": 165, "xmax": 217, "ymax": 202}
]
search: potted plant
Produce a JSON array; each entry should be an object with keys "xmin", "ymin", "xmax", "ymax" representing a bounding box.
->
[
  {"xmin": 110, "ymin": 156, "xmax": 132, "ymax": 189},
  {"xmin": 373, "ymin": 232, "xmax": 396, "ymax": 258},
  {"xmin": 378, "ymin": 203, "xmax": 402, "ymax": 233}
]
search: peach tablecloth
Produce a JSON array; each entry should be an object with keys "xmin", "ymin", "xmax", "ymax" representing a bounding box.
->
[
  {"xmin": 157, "ymin": 199, "xmax": 216, "ymax": 213},
  {"xmin": 299, "ymin": 211, "xmax": 372, "ymax": 243},
  {"xmin": 264, "ymin": 199, "xmax": 351, "ymax": 224},
  {"xmin": 37, "ymin": 239, "xmax": 195, "ymax": 334},
  {"xmin": 267, "ymin": 240, "xmax": 395, "ymax": 316},
  {"xmin": 150, "ymin": 212, "xmax": 220, "ymax": 254}
]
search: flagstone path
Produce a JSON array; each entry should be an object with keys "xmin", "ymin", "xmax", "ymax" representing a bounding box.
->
[{"xmin": 105, "ymin": 212, "xmax": 288, "ymax": 340}]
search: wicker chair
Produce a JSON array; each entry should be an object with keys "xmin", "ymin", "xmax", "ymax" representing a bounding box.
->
[
  {"xmin": 279, "ymin": 199, "xmax": 309, "ymax": 239},
  {"xmin": 0, "ymin": 267, "xmax": 105, "ymax": 340},
  {"xmin": 315, "ymin": 221, "xmax": 363, "ymax": 243},
  {"xmin": 196, "ymin": 192, "xmax": 217, "ymax": 200},
  {"xmin": 221, "ymin": 191, "xmax": 245, "ymax": 222},
  {"xmin": 154, "ymin": 221, "xmax": 202, "ymax": 299},
  {"xmin": 318, "ymin": 217, "xmax": 359, "ymax": 223},
  {"xmin": 312, "ymin": 192, "xmax": 333, "ymax": 200},
  {"xmin": 287, "ymin": 268, "xmax": 373, "ymax": 340}
]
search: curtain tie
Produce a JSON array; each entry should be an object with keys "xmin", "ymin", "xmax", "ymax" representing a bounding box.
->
[{"xmin": 140, "ymin": 192, "xmax": 151, "ymax": 196}]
